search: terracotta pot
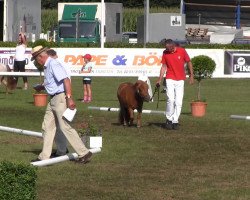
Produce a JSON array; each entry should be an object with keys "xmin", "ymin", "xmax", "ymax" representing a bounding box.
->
[
  {"xmin": 33, "ymin": 93, "xmax": 48, "ymax": 107},
  {"xmin": 190, "ymin": 101, "xmax": 207, "ymax": 117}
]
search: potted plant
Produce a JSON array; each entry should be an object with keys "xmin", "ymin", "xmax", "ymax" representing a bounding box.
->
[
  {"xmin": 33, "ymin": 61, "xmax": 48, "ymax": 107},
  {"xmin": 78, "ymin": 116, "xmax": 102, "ymax": 149},
  {"xmin": 190, "ymin": 55, "xmax": 216, "ymax": 117}
]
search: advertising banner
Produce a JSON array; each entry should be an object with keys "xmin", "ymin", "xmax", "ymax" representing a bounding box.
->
[
  {"xmin": 0, "ymin": 47, "xmax": 239, "ymax": 78},
  {"xmin": 225, "ymin": 50, "xmax": 250, "ymax": 77}
]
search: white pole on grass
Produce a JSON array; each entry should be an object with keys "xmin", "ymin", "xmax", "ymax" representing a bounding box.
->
[
  {"xmin": 230, "ymin": 115, "xmax": 250, "ymax": 120},
  {"xmin": 0, "ymin": 125, "xmax": 42, "ymax": 138},
  {"xmin": 88, "ymin": 106, "xmax": 166, "ymax": 115},
  {"xmin": 31, "ymin": 148, "xmax": 101, "ymax": 167}
]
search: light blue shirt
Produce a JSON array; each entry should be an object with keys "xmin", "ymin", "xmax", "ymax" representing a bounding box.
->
[{"xmin": 44, "ymin": 57, "xmax": 68, "ymax": 95}]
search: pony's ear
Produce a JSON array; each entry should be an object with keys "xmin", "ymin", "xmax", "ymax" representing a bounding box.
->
[{"xmin": 134, "ymin": 81, "xmax": 141, "ymax": 89}]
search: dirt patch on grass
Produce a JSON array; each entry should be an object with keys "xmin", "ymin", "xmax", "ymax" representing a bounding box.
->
[{"xmin": 0, "ymin": 136, "xmax": 41, "ymax": 145}]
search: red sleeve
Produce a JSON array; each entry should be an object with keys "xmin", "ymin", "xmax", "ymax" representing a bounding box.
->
[
  {"xmin": 183, "ymin": 48, "xmax": 190, "ymax": 62},
  {"xmin": 161, "ymin": 53, "xmax": 166, "ymax": 64}
]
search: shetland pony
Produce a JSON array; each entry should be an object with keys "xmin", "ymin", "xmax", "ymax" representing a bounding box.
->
[{"xmin": 117, "ymin": 80, "xmax": 150, "ymax": 127}]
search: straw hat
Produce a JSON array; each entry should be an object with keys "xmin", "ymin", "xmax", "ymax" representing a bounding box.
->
[{"xmin": 31, "ymin": 45, "xmax": 48, "ymax": 61}]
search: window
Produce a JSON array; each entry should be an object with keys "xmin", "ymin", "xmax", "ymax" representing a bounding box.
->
[
  {"xmin": 59, "ymin": 21, "xmax": 97, "ymax": 38},
  {"xmin": 116, "ymin": 13, "xmax": 120, "ymax": 34}
]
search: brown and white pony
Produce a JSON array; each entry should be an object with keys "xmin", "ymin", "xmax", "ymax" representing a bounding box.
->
[{"xmin": 117, "ymin": 80, "xmax": 150, "ymax": 128}]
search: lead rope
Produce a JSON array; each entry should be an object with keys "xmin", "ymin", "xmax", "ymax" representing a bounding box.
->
[
  {"xmin": 156, "ymin": 85, "xmax": 160, "ymax": 109},
  {"xmin": 151, "ymin": 84, "xmax": 160, "ymax": 109}
]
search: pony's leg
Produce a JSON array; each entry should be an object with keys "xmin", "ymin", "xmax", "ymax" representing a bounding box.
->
[
  {"xmin": 1, "ymin": 76, "xmax": 7, "ymax": 85},
  {"xmin": 119, "ymin": 105, "xmax": 127, "ymax": 126},
  {"xmin": 128, "ymin": 108, "xmax": 134, "ymax": 126},
  {"xmin": 137, "ymin": 112, "xmax": 142, "ymax": 128},
  {"xmin": 137, "ymin": 104, "xmax": 143, "ymax": 128}
]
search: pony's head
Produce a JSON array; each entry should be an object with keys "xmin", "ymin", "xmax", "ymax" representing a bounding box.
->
[{"xmin": 134, "ymin": 80, "xmax": 150, "ymax": 102}]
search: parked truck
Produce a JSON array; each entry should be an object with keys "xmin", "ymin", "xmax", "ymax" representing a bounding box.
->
[{"xmin": 57, "ymin": 2, "xmax": 123, "ymax": 43}]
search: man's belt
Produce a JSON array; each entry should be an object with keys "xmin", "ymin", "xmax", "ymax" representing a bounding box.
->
[{"xmin": 50, "ymin": 92, "xmax": 64, "ymax": 98}]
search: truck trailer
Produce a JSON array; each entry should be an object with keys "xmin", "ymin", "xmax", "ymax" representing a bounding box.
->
[{"xmin": 57, "ymin": 2, "xmax": 123, "ymax": 43}]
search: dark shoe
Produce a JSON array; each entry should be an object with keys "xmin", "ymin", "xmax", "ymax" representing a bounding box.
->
[
  {"xmin": 50, "ymin": 148, "xmax": 69, "ymax": 158},
  {"xmin": 165, "ymin": 119, "xmax": 173, "ymax": 130},
  {"xmin": 172, "ymin": 123, "xmax": 180, "ymax": 130},
  {"xmin": 31, "ymin": 158, "xmax": 41, "ymax": 162},
  {"xmin": 75, "ymin": 151, "xmax": 92, "ymax": 164},
  {"xmin": 161, "ymin": 89, "xmax": 166, "ymax": 93}
]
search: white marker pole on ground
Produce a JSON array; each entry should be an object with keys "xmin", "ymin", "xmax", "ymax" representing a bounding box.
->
[
  {"xmin": 230, "ymin": 115, "xmax": 250, "ymax": 120},
  {"xmin": 0, "ymin": 125, "xmax": 42, "ymax": 138},
  {"xmin": 88, "ymin": 106, "xmax": 166, "ymax": 115},
  {"xmin": 31, "ymin": 148, "xmax": 101, "ymax": 167}
]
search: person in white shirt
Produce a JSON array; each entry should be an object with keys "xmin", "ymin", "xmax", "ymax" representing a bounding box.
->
[
  {"xmin": 13, "ymin": 32, "xmax": 28, "ymax": 90},
  {"xmin": 79, "ymin": 54, "xmax": 93, "ymax": 103}
]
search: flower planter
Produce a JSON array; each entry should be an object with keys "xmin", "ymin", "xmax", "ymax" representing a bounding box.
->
[
  {"xmin": 81, "ymin": 136, "xmax": 102, "ymax": 149},
  {"xmin": 191, "ymin": 101, "xmax": 207, "ymax": 117},
  {"xmin": 33, "ymin": 93, "xmax": 48, "ymax": 107}
]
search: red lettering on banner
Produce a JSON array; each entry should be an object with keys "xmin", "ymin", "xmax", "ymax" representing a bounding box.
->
[
  {"xmin": 92, "ymin": 55, "xmax": 107, "ymax": 65},
  {"xmin": 64, "ymin": 55, "xmax": 107, "ymax": 66},
  {"xmin": 64, "ymin": 55, "xmax": 83, "ymax": 65},
  {"xmin": 133, "ymin": 53, "xmax": 161, "ymax": 66},
  {"xmin": 64, "ymin": 55, "xmax": 76, "ymax": 64}
]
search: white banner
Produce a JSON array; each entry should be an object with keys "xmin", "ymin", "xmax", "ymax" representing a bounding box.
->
[{"xmin": 0, "ymin": 47, "xmax": 247, "ymax": 78}]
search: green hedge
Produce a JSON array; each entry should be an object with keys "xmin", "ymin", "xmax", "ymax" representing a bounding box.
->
[
  {"xmin": 2, "ymin": 40, "xmax": 250, "ymax": 49},
  {"xmin": 0, "ymin": 161, "xmax": 37, "ymax": 200},
  {"xmin": 2, "ymin": 39, "xmax": 250, "ymax": 49}
]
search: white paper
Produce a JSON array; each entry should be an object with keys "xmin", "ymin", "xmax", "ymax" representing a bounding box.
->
[{"xmin": 63, "ymin": 108, "xmax": 77, "ymax": 122}]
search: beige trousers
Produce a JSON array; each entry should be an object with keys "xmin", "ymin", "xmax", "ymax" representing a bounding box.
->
[{"xmin": 38, "ymin": 93, "xmax": 89, "ymax": 160}]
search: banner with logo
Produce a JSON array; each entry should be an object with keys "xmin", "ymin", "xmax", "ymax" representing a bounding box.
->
[
  {"xmin": 0, "ymin": 47, "xmax": 246, "ymax": 78},
  {"xmin": 224, "ymin": 50, "xmax": 250, "ymax": 77}
]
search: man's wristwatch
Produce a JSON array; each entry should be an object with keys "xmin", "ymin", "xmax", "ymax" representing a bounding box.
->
[{"xmin": 66, "ymin": 94, "xmax": 72, "ymax": 99}]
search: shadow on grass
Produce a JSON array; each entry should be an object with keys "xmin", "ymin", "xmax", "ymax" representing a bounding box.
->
[
  {"xmin": 21, "ymin": 149, "xmax": 42, "ymax": 156},
  {"xmin": 0, "ymin": 91, "xmax": 14, "ymax": 95},
  {"xmin": 76, "ymin": 98, "xmax": 118, "ymax": 102},
  {"xmin": 111, "ymin": 122, "xmax": 140, "ymax": 128},
  {"xmin": 95, "ymin": 99, "xmax": 118, "ymax": 102},
  {"xmin": 27, "ymin": 101, "xmax": 35, "ymax": 105},
  {"xmin": 182, "ymin": 112, "xmax": 192, "ymax": 116},
  {"xmin": 147, "ymin": 122, "xmax": 165, "ymax": 128}
]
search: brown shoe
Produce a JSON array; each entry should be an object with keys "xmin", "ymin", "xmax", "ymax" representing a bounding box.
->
[{"xmin": 75, "ymin": 151, "xmax": 92, "ymax": 164}]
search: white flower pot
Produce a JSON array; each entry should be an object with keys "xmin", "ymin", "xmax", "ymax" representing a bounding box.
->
[
  {"xmin": 81, "ymin": 136, "xmax": 102, "ymax": 149},
  {"xmin": 89, "ymin": 136, "xmax": 102, "ymax": 148}
]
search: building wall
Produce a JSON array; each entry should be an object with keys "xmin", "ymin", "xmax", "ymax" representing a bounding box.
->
[
  {"xmin": 105, "ymin": 3, "xmax": 123, "ymax": 42},
  {"xmin": 137, "ymin": 13, "xmax": 186, "ymax": 43},
  {"xmin": 4, "ymin": 0, "xmax": 41, "ymax": 42}
]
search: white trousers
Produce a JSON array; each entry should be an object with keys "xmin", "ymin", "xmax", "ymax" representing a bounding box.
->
[{"xmin": 165, "ymin": 79, "xmax": 184, "ymax": 123}]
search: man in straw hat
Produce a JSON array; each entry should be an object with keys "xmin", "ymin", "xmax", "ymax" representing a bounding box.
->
[{"xmin": 31, "ymin": 45, "xmax": 92, "ymax": 164}]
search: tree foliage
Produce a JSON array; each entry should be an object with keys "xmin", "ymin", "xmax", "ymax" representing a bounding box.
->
[{"xmin": 42, "ymin": 0, "xmax": 180, "ymax": 9}]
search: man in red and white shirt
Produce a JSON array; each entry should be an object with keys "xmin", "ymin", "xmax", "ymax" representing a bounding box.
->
[{"xmin": 156, "ymin": 39, "xmax": 194, "ymax": 130}]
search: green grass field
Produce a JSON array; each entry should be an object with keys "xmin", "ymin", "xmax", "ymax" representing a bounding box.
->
[{"xmin": 0, "ymin": 77, "xmax": 250, "ymax": 200}]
